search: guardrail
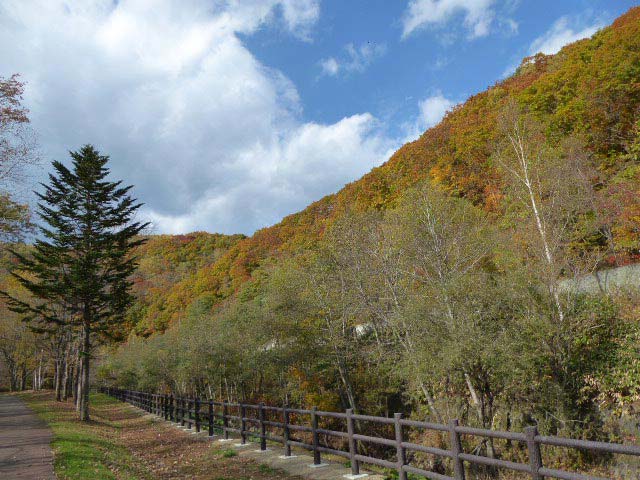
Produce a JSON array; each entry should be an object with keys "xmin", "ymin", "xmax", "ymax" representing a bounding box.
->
[{"xmin": 101, "ymin": 387, "xmax": 639, "ymax": 480}]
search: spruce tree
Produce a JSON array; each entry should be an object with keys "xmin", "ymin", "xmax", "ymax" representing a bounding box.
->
[{"xmin": 5, "ymin": 145, "xmax": 147, "ymax": 421}]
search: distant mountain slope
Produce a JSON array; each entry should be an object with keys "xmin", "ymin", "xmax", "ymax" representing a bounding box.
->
[
  {"xmin": 134, "ymin": 7, "xmax": 640, "ymax": 333},
  {"xmin": 128, "ymin": 232, "xmax": 245, "ymax": 334}
]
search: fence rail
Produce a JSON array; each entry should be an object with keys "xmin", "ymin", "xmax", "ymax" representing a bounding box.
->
[{"xmin": 101, "ymin": 387, "xmax": 640, "ymax": 480}]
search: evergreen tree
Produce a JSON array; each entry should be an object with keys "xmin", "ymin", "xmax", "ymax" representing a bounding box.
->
[{"xmin": 4, "ymin": 145, "xmax": 147, "ymax": 421}]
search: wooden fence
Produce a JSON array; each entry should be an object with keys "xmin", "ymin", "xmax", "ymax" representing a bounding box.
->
[{"xmin": 101, "ymin": 387, "xmax": 639, "ymax": 480}]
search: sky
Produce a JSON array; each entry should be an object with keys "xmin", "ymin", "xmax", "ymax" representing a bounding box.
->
[{"xmin": 0, "ymin": 0, "xmax": 637, "ymax": 235}]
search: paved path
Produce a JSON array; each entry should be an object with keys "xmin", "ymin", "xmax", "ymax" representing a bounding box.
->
[{"xmin": 0, "ymin": 395, "xmax": 56, "ymax": 479}]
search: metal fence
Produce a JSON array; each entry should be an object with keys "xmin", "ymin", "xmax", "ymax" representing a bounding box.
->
[{"xmin": 101, "ymin": 387, "xmax": 639, "ymax": 480}]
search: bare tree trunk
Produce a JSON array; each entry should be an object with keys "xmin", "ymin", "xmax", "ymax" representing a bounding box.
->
[
  {"xmin": 73, "ymin": 356, "xmax": 80, "ymax": 409},
  {"xmin": 335, "ymin": 354, "xmax": 357, "ymax": 412},
  {"xmin": 465, "ymin": 373, "xmax": 495, "ymax": 459},
  {"xmin": 8, "ymin": 363, "xmax": 18, "ymax": 392},
  {"xmin": 63, "ymin": 360, "xmax": 71, "ymax": 400},
  {"xmin": 54, "ymin": 359, "xmax": 62, "ymax": 401},
  {"xmin": 34, "ymin": 353, "xmax": 43, "ymax": 391},
  {"xmin": 63, "ymin": 343, "xmax": 72, "ymax": 400},
  {"xmin": 419, "ymin": 382, "xmax": 444, "ymax": 424},
  {"xmin": 503, "ymin": 115, "xmax": 565, "ymax": 322},
  {"xmin": 19, "ymin": 365, "xmax": 27, "ymax": 391},
  {"xmin": 80, "ymin": 319, "xmax": 91, "ymax": 422}
]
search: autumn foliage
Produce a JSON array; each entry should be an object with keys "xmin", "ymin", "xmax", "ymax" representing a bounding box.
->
[{"xmin": 131, "ymin": 7, "xmax": 640, "ymax": 335}]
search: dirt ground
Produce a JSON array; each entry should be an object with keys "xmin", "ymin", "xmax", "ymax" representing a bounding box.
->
[{"xmin": 23, "ymin": 391, "xmax": 303, "ymax": 480}]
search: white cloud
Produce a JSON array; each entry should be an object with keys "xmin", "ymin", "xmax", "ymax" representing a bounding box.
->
[
  {"xmin": 319, "ymin": 42, "xmax": 386, "ymax": 77},
  {"xmin": 419, "ymin": 95, "xmax": 455, "ymax": 128},
  {"xmin": 401, "ymin": 0, "xmax": 496, "ymax": 39},
  {"xmin": 278, "ymin": 0, "xmax": 321, "ymax": 41},
  {"xmin": 147, "ymin": 113, "xmax": 396, "ymax": 233},
  {"xmin": 403, "ymin": 93, "xmax": 456, "ymax": 142},
  {"xmin": 504, "ymin": 18, "xmax": 519, "ymax": 35},
  {"xmin": 320, "ymin": 57, "xmax": 340, "ymax": 76},
  {"xmin": 529, "ymin": 15, "xmax": 603, "ymax": 55},
  {"xmin": 0, "ymin": 0, "xmax": 401, "ymax": 235}
]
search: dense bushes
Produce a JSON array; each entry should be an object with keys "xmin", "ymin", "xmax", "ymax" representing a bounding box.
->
[{"xmin": 100, "ymin": 177, "xmax": 639, "ymax": 442}]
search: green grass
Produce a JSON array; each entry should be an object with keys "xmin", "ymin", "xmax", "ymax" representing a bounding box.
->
[
  {"xmin": 20, "ymin": 391, "xmax": 303, "ymax": 480},
  {"xmin": 20, "ymin": 392, "xmax": 149, "ymax": 480},
  {"xmin": 258, "ymin": 463, "xmax": 277, "ymax": 474},
  {"xmin": 221, "ymin": 448, "xmax": 238, "ymax": 458}
]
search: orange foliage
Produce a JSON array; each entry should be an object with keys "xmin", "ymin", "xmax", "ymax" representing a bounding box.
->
[{"xmin": 131, "ymin": 7, "xmax": 640, "ymax": 333}]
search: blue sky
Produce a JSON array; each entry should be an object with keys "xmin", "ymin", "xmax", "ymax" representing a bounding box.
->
[
  {"xmin": 0, "ymin": 1, "xmax": 637, "ymax": 235},
  {"xmin": 244, "ymin": 0, "xmax": 634, "ymax": 140}
]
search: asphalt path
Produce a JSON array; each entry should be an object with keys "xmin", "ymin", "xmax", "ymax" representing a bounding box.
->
[{"xmin": 0, "ymin": 394, "xmax": 55, "ymax": 479}]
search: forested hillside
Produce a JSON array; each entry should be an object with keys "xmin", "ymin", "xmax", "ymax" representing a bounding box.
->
[
  {"xmin": 2, "ymin": 6, "xmax": 639, "ymax": 477},
  {"xmin": 127, "ymin": 232, "xmax": 245, "ymax": 335},
  {"xmin": 100, "ymin": 7, "xmax": 640, "ymax": 448},
  {"xmin": 0, "ymin": 232, "xmax": 244, "ymax": 395},
  {"xmin": 124, "ymin": 7, "xmax": 640, "ymax": 335}
]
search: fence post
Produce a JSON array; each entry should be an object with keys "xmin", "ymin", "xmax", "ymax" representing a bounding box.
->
[
  {"xmin": 449, "ymin": 419, "xmax": 466, "ymax": 480},
  {"xmin": 259, "ymin": 402, "xmax": 267, "ymax": 451},
  {"xmin": 240, "ymin": 404, "xmax": 247, "ymax": 444},
  {"xmin": 311, "ymin": 406, "xmax": 321, "ymax": 465},
  {"xmin": 525, "ymin": 426, "xmax": 544, "ymax": 480},
  {"xmin": 394, "ymin": 413, "xmax": 407, "ymax": 480},
  {"xmin": 169, "ymin": 395, "xmax": 174, "ymax": 422},
  {"xmin": 180, "ymin": 398, "xmax": 185, "ymax": 426},
  {"xmin": 222, "ymin": 401, "xmax": 229, "ymax": 439},
  {"xmin": 195, "ymin": 398, "xmax": 201, "ymax": 433},
  {"xmin": 346, "ymin": 408, "xmax": 359, "ymax": 475},
  {"xmin": 208, "ymin": 401, "xmax": 214, "ymax": 437},
  {"xmin": 283, "ymin": 404, "xmax": 292, "ymax": 456}
]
